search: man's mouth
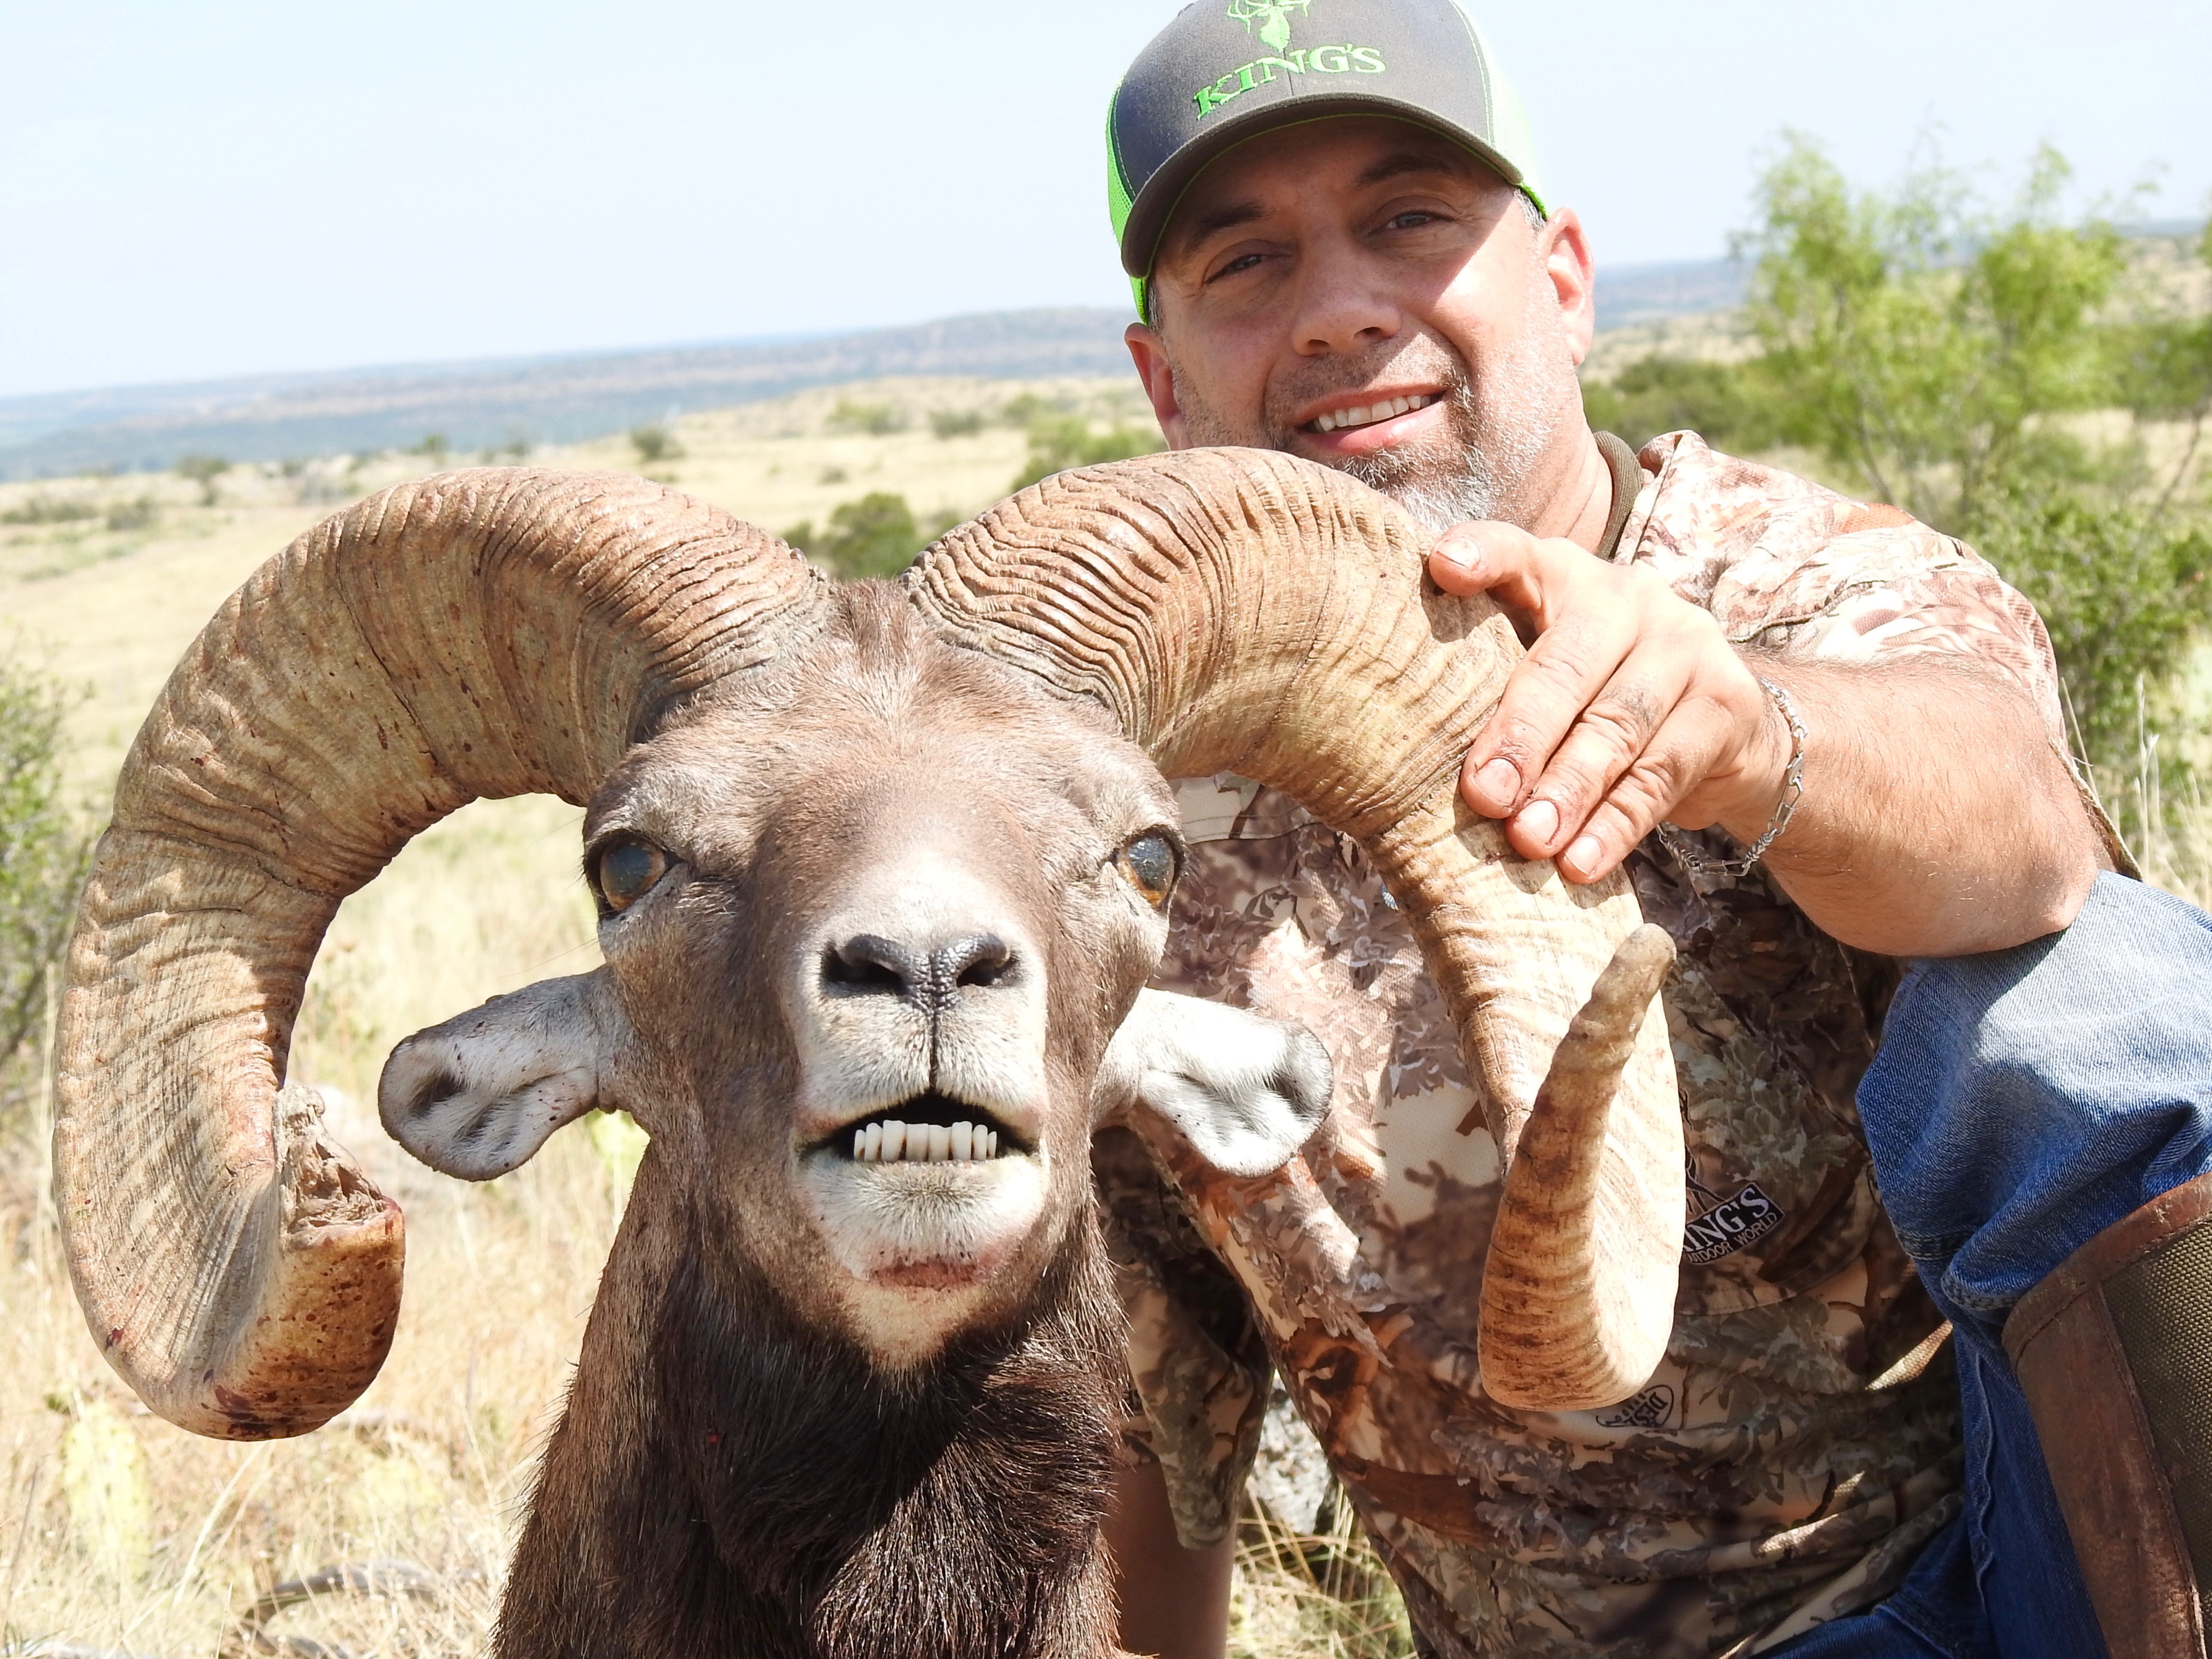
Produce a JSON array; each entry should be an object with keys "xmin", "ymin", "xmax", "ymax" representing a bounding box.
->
[{"xmin": 1306, "ymin": 392, "xmax": 1441, "ymax": 434}]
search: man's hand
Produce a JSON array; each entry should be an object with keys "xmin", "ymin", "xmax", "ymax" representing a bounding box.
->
[
  {"xmin": 1427, "ymin": 519, "xmax": 2105, "ymax": 957},
  {"xmin": 1430, "ymin": 520, "xmax": 1791, "ymax": 884}
]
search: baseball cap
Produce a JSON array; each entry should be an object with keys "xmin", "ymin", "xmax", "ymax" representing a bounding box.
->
[{"xmin": 1107, "ymin": 1, "xmax": 1546, "ymax": 320}]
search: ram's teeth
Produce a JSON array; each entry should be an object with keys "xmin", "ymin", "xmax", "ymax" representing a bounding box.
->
[
  {"xmin": 927, "ymin": 1124, "xmax": 950, "ymax": 1161},
  {"xmin": 881, "ymin": 1121, "xmax": 907, "ymax": 1161},
  {"xmin": 861, "ymin": 1122, "xmax": 881, "ymax": 1162},
  {"xmin": 951, "ymin": 1122, "xmax": 973, "ymax": 1161},
  {"xmin": 987, "ymin": 1130, "xmax": 1000, "ymax": 1158}
]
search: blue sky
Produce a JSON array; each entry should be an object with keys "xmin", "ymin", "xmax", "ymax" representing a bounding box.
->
[{"xmin": 2, "ymin": 0, "xmax": 2205, "ymax": 399}]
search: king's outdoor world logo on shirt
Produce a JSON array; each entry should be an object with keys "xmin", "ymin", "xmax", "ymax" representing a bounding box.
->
[
  {"xmin": 1682, "ymin": 1164, "xmax": 1786, "ymax": 1266},
  {"xmin": 1195, "ymin": 1, "xmax": 1388, "ymax": 118}
]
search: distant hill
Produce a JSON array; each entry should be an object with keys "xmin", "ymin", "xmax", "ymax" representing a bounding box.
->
[
  {"xmin": 1593, "ymin": 258, "xmax": 1745, "ymax": 331},
  {"xmin": 0, "ymin": 309, "xmax": 1137, "ymax": 481},
  {"xmin": 0, "ymin": 255, "xmax": 1777, "ymax": 480}
]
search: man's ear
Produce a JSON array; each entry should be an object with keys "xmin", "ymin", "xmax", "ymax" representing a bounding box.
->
[
  {"xmin": 378, "ymin": 970, "xmax": 623, "ymax": 1180},
  {"xmin": 1125, "ymin": 322, "xmax": 1194, "ymax": 450},
  {"xmin": 1539, "ymin": 204, "xmax": 1598, "ymax": 367},
  {"xmin": 1097, "ymin": 989, "xmax": 1332, "ymax": 1178}
]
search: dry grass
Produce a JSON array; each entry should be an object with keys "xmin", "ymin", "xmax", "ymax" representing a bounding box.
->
[
  {"xmin": 1229, "ymin": 1502, "xmax": 1414, "ymax": 1659},
  {"xmin": 0, "ymin": 376, "xmax": 1405, "ymax": 1654},
  {"xmin": 0, "ymin": 792, "xmax": 613, "ymax": 1653}
]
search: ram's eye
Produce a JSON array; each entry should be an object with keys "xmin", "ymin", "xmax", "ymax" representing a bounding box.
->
[
  {"xmin": 594, "ymin": 838, "xmax": 670, "ymax": 913},
  {"xmin": 1113, "ymin": 832, "xmax": 1179, "ymax": 908}
]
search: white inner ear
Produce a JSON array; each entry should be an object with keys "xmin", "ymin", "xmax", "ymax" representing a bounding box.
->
[
  {"xmin": 1097, "ymin": 989, "xmax": 1332, "ymax": 1178},
  {"xmin": 378, "ymin": 972, "xmax": 607, "ymax": 1180}
]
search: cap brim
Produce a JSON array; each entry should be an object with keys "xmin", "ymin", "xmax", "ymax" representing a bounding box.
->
[{"xmin": 1117, "ymin": 94, "xmax": 1526, "ymax": 280}]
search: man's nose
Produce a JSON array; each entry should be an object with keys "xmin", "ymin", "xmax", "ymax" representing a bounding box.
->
[
  {"xmin": 822, "ymin": 931, "xmax": 1016, "ymax": 1013},
  {"xmin": 1290, "ymin": 233, "xmax": 1405, "ymax": 356}
]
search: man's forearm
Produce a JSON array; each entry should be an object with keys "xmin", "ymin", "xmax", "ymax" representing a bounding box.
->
[{"xmin": 1733, "ymin": 656, "xmax": 2102, "ymax": 958}]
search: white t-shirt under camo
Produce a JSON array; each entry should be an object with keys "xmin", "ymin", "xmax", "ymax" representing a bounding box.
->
[{"xmin": 1104, "ymin": 432, "xmax": 2080, "ymax": 1658}]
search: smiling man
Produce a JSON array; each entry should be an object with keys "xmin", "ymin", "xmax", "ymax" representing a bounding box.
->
[{"xmin": 1089, "ymin": 3, "xmax": 2118, "ymax": 1657}]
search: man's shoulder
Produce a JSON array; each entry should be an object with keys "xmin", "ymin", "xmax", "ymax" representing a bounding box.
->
[
  {"xmin": 1625, "ymin": 430, "xmax": 1927, "ymax": 563},
  {"xmin": 1622, "ymin": 430, "xmax": 2000, "ymax": 638}
]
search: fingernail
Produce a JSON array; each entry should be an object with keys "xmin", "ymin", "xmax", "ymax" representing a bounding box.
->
[
  {"xmin": 1474, "ymin": 758, "xmax": 1518, "ymax": 802},
  {"xmin": 1566, "ymin": 833, "xmax": 1603, "ymax": 871},
  {"xmin": 1517, "ymin": 799, "xmax": 1559, "ymax": 843}
]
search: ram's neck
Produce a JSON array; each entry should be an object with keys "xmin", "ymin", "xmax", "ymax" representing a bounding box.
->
[{"xmin": 496, "ymin": 1178, "xmax": 1122, "ymax": 1659}]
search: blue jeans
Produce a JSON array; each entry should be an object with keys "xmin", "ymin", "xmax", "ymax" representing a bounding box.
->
[{"xmin": 1772, "ymin": 872, "xmax": 2212, "ymax": 1657}]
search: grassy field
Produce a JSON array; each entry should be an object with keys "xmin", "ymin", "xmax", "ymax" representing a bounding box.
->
[{"xmin": 0, "ymin": 376, "xmax": 1413, "ymax": 1656}]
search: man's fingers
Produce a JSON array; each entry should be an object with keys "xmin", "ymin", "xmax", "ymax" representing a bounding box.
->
[
  {"xmin": 1461, "ymin": 614, "xmax": 1642, "ymax": 816},
  {"xmin": 1490, "ymin": 651, "xmax": 1702, "ymax": 854},
  {"xmin": 1428, "ymin": 520, "xmax": 1550, "ymax": 611},
  {"xmin": 1555, "ymin": 791, "xmax": 1665, "ymax": 884},
  {"xmin": 1543, "ymin": 705, "xmax": 1735, "ymax": 882}
]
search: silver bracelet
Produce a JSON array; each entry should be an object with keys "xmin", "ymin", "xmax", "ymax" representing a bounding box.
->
[{"xmin": 1653, "ymin": 678, "xmax": 1806, "ymax": 878}]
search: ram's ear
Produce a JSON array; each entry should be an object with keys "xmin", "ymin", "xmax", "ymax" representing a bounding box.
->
[
  {"xmin": 1097, "ymin": 989, "xmax": 1333, "ymax": 1178},
  {"xmin": 378, "ymin": 970, "xmax": 621, "ymax": 1180}
]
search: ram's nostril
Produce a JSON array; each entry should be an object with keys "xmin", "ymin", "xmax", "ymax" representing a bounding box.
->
[
  {"xmin": 822, "ymin": 931, "xmax": 1015, "ymax": 1003},
  {"xmin": 939, "ymin": 933, "xmax": 1014, "ymax": 989},
  {"xmin": 824, "ymin": 934, "xmax": 921, "ymax": 996}
]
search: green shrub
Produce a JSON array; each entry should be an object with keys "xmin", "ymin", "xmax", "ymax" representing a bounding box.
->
[
  {"xmin": 783, "ymin": 492, "xmax": 958, "ymax": 579},
  {"xmin": 1581, "ymin": 356, "xmax": 1780, "ymax": 453},
  {"xmin": 998, "ymin": 392, "xmax": 1069, "ymax": 428},
  {"xmin": 930, "ymin": 408, "xmax": 987, "ymax": 440},
  {"xmin": 1738, "ymin": 138, "xmax": 2128, "ymax": 531},
  {"xmin": 630, "ymin": 424, "xmax": 684, "ymax": 464},
  {"xmin": 1011, "ymin": 416, "xmax": 1159, "ymax": 491},
  {"xmin": 0, "ymin": 493, "xmax": 99, "ymax": 527},
  {"xmin": 103, "ymin": 495, "xmax": 159, "ymax": 533},
  {"xmin": 1976, "ymin": 486, "xmax": 2212, "ymax": 770},
  {"xmin": 0, "ymin": 657, "xmax": 91, "ymax": 1079},
  {"xmin": 828, "ymin": 399, "xmax": 906, "ymax": 437},
  {"xmin": 1731, "ymin": 137, "xmax": 2212, "ymax": 786},
  {"xmin": 174, "ymin": 453, "xmax": 230, "ymax": 506}
]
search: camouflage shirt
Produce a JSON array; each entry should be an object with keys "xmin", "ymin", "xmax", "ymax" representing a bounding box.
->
[{"xmin": 1107, "ymin": 433, "xmax": 2080, "ymax": 1658}]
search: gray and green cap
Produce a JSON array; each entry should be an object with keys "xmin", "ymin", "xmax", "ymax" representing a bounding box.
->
[{"xmin": 1107, "ymin": 0, "xmax": 1545, "ymax": 319}]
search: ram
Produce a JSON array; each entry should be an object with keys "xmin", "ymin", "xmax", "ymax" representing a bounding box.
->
[{"xmin": 54, "ymin": 452, "xmax": 1679, "ymax": 1656}]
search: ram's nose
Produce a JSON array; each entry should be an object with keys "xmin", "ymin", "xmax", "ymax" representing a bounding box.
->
[{"xmin": 821, "ymin": 931, "xmax": 1017, "ymax": 1012}]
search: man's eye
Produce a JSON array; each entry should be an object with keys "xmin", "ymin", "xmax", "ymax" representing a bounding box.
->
[
  {"xmin": 594, "ymin": 838, "xmax": 670, "ymax": 912},
  {"xmin": 1386, "ymin": 211, "xmax": 1439, "ymax": 231},
  {"xmin": 1208, "ymin": 252, "xmax": 1266, "ymax": 283},
  {"xmin": 1113, "ymin": 832, "xmax": 1179, "ymax": 908}
]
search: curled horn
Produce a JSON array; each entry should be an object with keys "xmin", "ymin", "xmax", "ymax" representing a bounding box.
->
[
  {"xmin": 54, "ymin": 470, "xmax": 824, "ymax": 1438},
  {"xmin": 907, "ymin": 448, "xmax": 1683, "ymax": 1411}
]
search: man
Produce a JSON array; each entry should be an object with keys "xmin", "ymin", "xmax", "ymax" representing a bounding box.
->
[{"xmin": 1087, "ymin": 3, "xmax": 2121, "ymax": 1655}]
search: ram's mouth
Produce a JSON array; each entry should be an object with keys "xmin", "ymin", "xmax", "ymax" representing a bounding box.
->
[{"xmin": 827, "ymin": 1092, "xmax": 1025, "ymax": 1164}]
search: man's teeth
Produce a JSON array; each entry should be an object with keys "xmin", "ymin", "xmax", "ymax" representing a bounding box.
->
[
  {"xmin": 853, "ymin": 1120, "xmax": 1002, "ymax": 1163},
  {"xmin": 1313, "ymin": 393, "xmax": 1437, "ymax": 434}
]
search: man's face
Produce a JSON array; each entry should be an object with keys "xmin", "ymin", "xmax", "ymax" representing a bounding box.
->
[{"xmin": 1127, "ymin": 116, "xmax": 1596, "ymax": 531}]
